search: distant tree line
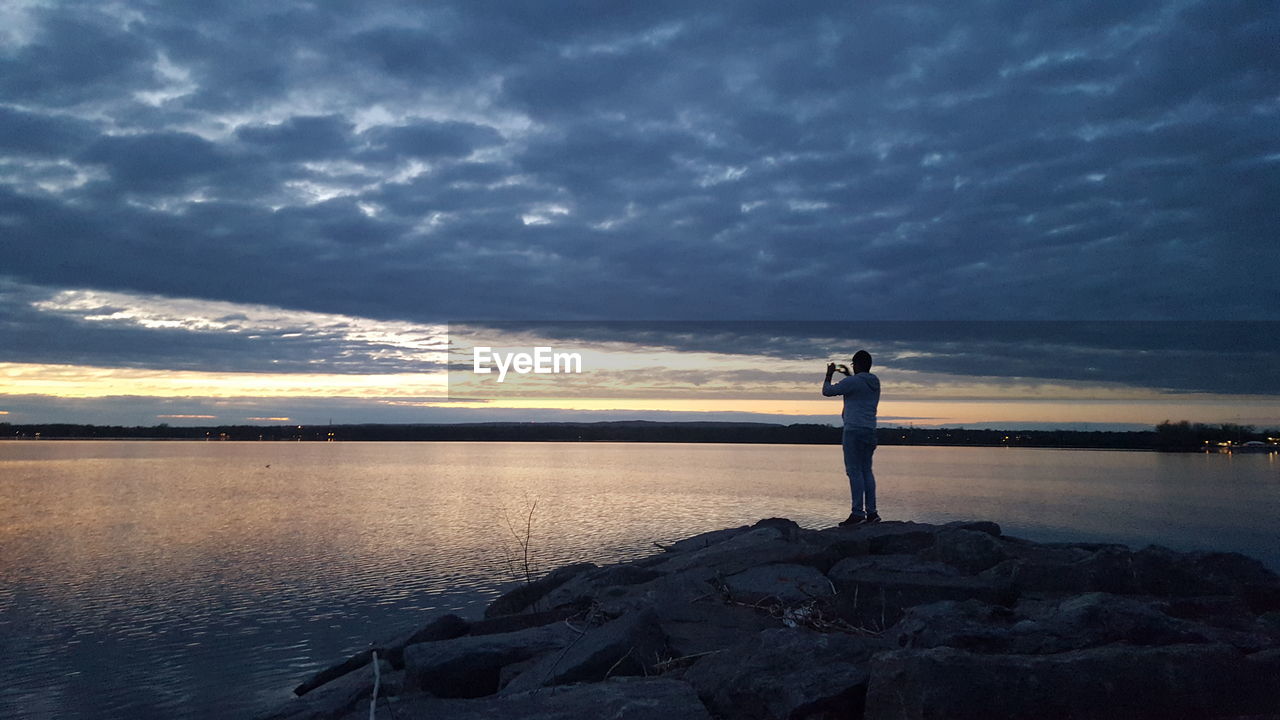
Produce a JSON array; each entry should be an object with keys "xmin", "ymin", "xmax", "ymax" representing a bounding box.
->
[
  {"xmin": 4, "ymin": 420, "xmax": 1275, "ymax": 450},
  {"xmin": 1152, "ymin": 420, "xmax": 1275, "ymax": 451}
]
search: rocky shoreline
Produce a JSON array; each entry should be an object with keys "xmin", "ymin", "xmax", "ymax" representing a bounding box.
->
[{"xmin": 260, "ymin": 518, "xmax": 1280, "ymax": 719}]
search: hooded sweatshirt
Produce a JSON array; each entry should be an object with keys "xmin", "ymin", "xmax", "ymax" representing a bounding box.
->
[{"xmin": 822, "ymin": 372, "xmax": 881, "ymax": 429}]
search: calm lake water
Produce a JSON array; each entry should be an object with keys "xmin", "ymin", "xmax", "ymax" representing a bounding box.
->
[{"xmin": 1, "ymin": 440, "xmax": 1277, "ymax": 719}]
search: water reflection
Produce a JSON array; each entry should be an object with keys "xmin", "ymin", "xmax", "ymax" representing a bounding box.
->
[{"xmin": 1, "ymin": 441, "xmax": 1277, "ymax": 719}]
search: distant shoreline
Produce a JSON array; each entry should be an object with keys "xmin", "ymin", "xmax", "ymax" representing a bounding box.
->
[{"xmin": 4, "ymin": 420, "xmax": 1270, "ymax": 452}]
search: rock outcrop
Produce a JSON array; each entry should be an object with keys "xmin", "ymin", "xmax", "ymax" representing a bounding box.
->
[{"xmin": 259, "ymin": 518, "xmax": 1280, "ymax": 720}]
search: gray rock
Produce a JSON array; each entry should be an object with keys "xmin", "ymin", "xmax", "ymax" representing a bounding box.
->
[
  {"xmin": 860, "ymin": 523, "xmax": 946, "ymax": 555},
  {"xmin": 648, "ymin": 526, "xmax": 813, "ymax": 575},
  {"xmin": 685, "ymin": 628, "xmax": 887, "ymax": 720},
  {"xmin": 538, "ymin": 563, "xmax": 666, "ymax": 610},
  {"xmin": 403, "ymin": 622, "xmax": 579, "ymax": 698},
  {"xmin": 503, "ymin": 608, "xmax": 668, "ymax": 692},
  {"xmin": 1244, "ymin": 648, "xmax": 1280, "ymax": 711},
  {"xmin": 980, "ymin": 544, "xmax": 1138, "ymax": 595},
  {"xmin": 751, "ymin": 517, "xmax": 803, "ymax": 538},
  {"xmin": 381, "ymin": 613, "xmax": 471, "ymax": 669},
  {"xmin": 568, "ymin": 565, "xmax": 723, "ymax": 618},
  {"xmin": 891, "ymin": 599, "xmax": 1022, "ymax": 652},
  {"xmin": 262, "ymin": 659, "xmax": 397, "ymax": 720},
  {"xmin": 894, "ymin": 594, "xmax": 1273, "ymax": 654},
  {"xmin": 338, "ymin": 677, "xmax": 712, "ymax": 720},
  {"xmin": 986, "ymin": 542, "xmax": 1280, "ymax": 612},
  {"xmin": 1047, "ymin": 592, "xmax": 1231, "ymax": 649},
  {"xmin": 1158, "ymin": 595, "xmax": 1262, "ymax": 631},
  {"xmin": 924, "ymin": 528, "xmax": 1011, "ymax": 574},
  {"xmin": 944, "ymin": 520, "xmax": 1002, "ymax": 537},
  {"xmin": 654, "ymin": 600, "xmax": 780, "ymax": 657},
  {"xmin": 828, "ymin": 555, "xmax": 1017, "ymax": 629},
  {"xmin": 292, "ymin": 614, "xmax": 471, "ymax": 696},
  {"xmin": 659, "ymin": 525, "xmax": 752, "ymax": 553},
  {"xmin": 814, "ymin": 521, "xmax": 944, "ymax": 557},
  {"xmin": 722, "ymin": 563, "xmax": 835, "ymax": 606},
  {"xmin": 292, "ymin": 648, "xmax": 378, "ymax": 698},
  {"xmin": 865, "ymin": 643, "xmax": 1268, "ymax": 720},
  {"xmin": 1132, "ymin": 546, "xmax": 1280, "ymax": 612},
  {"xmin": 466, "ymin": 607, "xmax": 583, "ymax": 638},
  {"xmin": 485, "ymin": 562, "xmax": 597, "ymax": 617}
]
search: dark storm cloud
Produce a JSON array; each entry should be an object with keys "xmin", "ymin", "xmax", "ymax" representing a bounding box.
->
[
  {"xmin": 1, "ymin": 0, "xmax": 1278, "ymax": 376},
  {"xmin": 360, "ymin": 120, "xmax": 505, "ymax": 162},
  {"xmin": 236, "ymin": 116, "xmax": 357, "ymax": 161},
  {"xmin": 0, "ymin": 107, "xmax": 97, "ymax": 157},
  {"xmin": 0, "ymin": 9, "xmax": 156, "ymax": 107}
]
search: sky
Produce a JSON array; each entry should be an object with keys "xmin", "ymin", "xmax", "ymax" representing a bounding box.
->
[{"xmin": 1, "ymin": 1, "xmax": 1277, "ymax": 428}]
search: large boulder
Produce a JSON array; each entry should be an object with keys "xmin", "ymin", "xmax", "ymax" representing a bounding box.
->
[
  {"xmin": 536, "ymin": 563, "xmax": 665, "ymax": 611},
  {"xmin": 923, "ymin": 528, "xmax": 1011, "ymax": 574},
  {"xmin": 503, "ymin": 608, "xmax": 669, "ymax": 692},
  {"xmin": 813, "ymin": 522, "xmax": 944, "ymax": 558},
  {"xmin": 944, "ymin": 520, "xmax": 1002, "ymax": 537},
  {"xmin": 893, "ymin": 594, "xmax": 1274, "ymax": 654},
  {"xmin": 339, "ymin": 677, "xmax": 712, "ymax": 720},
  {"xmin": 684, "ymin": 628, "xmax": 887, "ymax": 720},
  {"xmin": 722, "ymin": 563, "xmax": 835, "ymax": 606},
  {"xmin": 1131, "ymin": 546, "xmax": 1280, "ymax": 612},
  {"xmin": 484, "ymin": 563, "xmax": 597, "ymax": 617},
  {"xmin": 647, "ymin": 526, "xmax": 830, "ymax": 576},
  {"xmin": 865, "ymin": 643, "xmax": 1272, "ymax": 720},
  {"xmin": 658, "ymin": 525, "xmax": 753, "ymax": 553},
  {"xmin": 654, "ymin": 600, "xmax": 780, "ymax": 657},
  {"xmin": 890, "ymin": 599, "xmax": 1022, "ymax": 652},
  {"xmin": 981, "ymin": 543, "xmax": 1138, "ymax": 595},
  {"xmin": 294, "ymin": 614, "xmax": 470, "ymax": 695},
  {"xmin": 262, "ymin": 657, "xmax": 398, "ymax": 720},
  {"xmin": 466, "ymin": 607, "xmax": 585, "ymax": 637},
  {"xmin": 828, "ymin": 555, "xmax": 1017, "ymax": 629},
  {"xmin": 565, "ymin": 565, "xmax": 725, "ymax": 617},
  {"xmin": 402, "ymin": 622, "xmax": 578, "ymax": 698}
]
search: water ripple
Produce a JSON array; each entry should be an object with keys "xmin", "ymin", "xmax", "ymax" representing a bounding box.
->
[{"xmin": 2, "ymin": 441, "xmax": 1277, "ymax": 719}]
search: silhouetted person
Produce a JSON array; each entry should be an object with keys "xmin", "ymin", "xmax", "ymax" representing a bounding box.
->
[{"xmin": 823, "ymin": 350, "xmax": 881, "ymax": 526}]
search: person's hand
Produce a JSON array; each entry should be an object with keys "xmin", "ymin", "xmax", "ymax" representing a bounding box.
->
[
  {"xmin": 836, "ymin": 364, "xmax": 851, "ymax": 376},
  {"xmin": 826, "ymin": 362, "xmax": 837, "ymax": 375}
]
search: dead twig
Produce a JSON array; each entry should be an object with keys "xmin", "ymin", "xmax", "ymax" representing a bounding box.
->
[
  {"xmin": 603, "ymin": 646, "xmax": 635, "ymax": 680},
  {"xmin": 651, "ymin": 649, "xmax": 723, "ymax": 673}
]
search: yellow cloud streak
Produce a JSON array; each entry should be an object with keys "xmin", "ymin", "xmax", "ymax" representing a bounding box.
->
[
  {"xmin": 0, "ymin": 363, "xmax": 446, "ymax": 398},
  {"xmin": 409, "ymin": 396, "xmax": 1280, "ymax": 426}
]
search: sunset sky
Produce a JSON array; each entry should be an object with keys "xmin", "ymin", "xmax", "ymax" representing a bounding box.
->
[{"xmin": 1, "ymin": 1, "xmax": 1276, "ymax": 428}]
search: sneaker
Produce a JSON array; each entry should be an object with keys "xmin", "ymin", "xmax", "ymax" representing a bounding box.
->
[
  {"xmin": 863, "ymin": 513, "xmax": 882, "ymax": 524},
  {"xmin": 838, "ymin": 512, "xmax": 866, "ymax": 527}
]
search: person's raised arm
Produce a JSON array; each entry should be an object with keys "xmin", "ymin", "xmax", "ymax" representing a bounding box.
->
[{"xmin": 822, "ymin": 362, "xmax": 847, "ymax": 396}]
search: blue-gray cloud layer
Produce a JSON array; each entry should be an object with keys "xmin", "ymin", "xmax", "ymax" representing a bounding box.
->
[{"xmin": 1, "ymin": 1, "xmax": 1277, "ymax": 366}]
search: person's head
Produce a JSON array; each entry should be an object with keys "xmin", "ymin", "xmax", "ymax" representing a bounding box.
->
[{"xmin": 851, "ymin": 350, "xmax": 873, "ymax": 374}]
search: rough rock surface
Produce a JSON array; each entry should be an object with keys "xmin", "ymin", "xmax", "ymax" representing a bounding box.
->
[
  {"xmin": 865, "ymin": 643, "xmax": 1269, "ymax": 720},
  {"xmin": 502, "ymin": 607, "xmax": 669, "ymax": 692},
  {"xmin": 260, "ymin": 518, "xmax": 1280, "ymax": 720},
  {"xmin": 338, "ymin": 678, "xmax": 712, "ymax": 720},
  {"xmin": 403, "ymin": 622, "xmax": 579, "ymax": 697},
  {"xmin": 485, "ymin": 562, "xmax": 597, "ymax": 617},
  {"xmin": 684, "ymin": 627, "xmax": 888, "ymax": 719},
  {"xmin": 722, "ymin": 563, "xmax": 835, "ymax": 605}
]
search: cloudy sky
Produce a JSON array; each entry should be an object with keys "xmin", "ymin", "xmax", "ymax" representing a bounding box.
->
[{"xmin": 1, "ymin": 1, "xmax": 1277, "ymax": 427}]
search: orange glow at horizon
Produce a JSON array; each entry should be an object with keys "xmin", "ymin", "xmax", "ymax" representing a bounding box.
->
[
  {"xmin": 0, "ymin": 362, "xmax": 446, "ymax": 398},
  {"xmin": 4, "ymin": 361, "xmax": 1279, "ymax": 428}
]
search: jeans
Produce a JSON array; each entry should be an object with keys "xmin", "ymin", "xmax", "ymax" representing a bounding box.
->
[{"xmin": 842, "ymin": 426, "xmax": 877, "ymax": 517}]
